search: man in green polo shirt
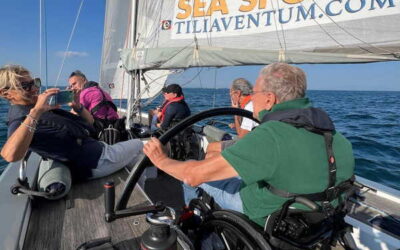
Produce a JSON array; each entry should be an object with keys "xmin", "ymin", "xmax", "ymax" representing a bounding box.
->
[{"xmin": 143, "ymin": 62, "xmax": 355, "ymax": 227}]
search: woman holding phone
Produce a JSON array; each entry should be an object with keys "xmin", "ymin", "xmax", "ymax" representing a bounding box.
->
[{"xmin": 0, "ymin": 65, "xmax": 143, "ymax": 181}]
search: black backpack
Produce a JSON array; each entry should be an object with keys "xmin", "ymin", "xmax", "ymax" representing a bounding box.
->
[{"xmin": 93, "ymin": 117, "xmax": 134, "ymax": 145}]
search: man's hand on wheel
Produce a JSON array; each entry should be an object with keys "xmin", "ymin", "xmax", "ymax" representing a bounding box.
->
[{"xmin": 144, "ymin": 137, "xmax": 169, "ymax": 167}]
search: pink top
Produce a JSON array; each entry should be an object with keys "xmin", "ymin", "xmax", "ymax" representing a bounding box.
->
[{"xmin": 80, "ymin": 86, "xmax": 119, "ymax": 120}]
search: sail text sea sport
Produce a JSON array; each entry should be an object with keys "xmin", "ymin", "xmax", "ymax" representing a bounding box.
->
[{"xmin": 172, "ymin": 0, "xmax": 398, "ymax": 38}]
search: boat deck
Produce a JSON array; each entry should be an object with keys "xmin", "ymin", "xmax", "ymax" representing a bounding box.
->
[
  {"xmin": 346, "ymin": 181, "xmax": 400, "ymax": 247},
  {"xmin": 12, "ymin": 154, "xmax": 400, "ymax": 250},
  {"xmin": 23, "ymin": 170, "xmax": 151, "ymax": 250}
]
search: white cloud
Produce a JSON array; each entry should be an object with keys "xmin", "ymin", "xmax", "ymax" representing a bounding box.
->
[{"xmin": 56, "ymin": 51, "xmax": 89, "ymax": 58}]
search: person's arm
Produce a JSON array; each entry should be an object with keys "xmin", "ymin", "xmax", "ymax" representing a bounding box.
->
[
  {"xmin": 233, "ymin": 116, "xmax": 250, "ymax": 138},
  {"xmin": 205, "ymin": 141, "xmax": 223, "ymax": 159},
  {"xmin": 71, "ymin": 104, "xmax": 94, "ymax": 125},
  {"xmin": 144, "ymin": 137, "xmax": 238, "ymax": 186},
  {"xmin": 69, "ymin": 90, "xmax": 94, "ymax": 125},
  {"xmin": 1, "ymin": 89, "xmax": 59, "ymax": 162},
  {"xmin": 230, "ymin": 92, "xmax": 249, "ymax": 138}
]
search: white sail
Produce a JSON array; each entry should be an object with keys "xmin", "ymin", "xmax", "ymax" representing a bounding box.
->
[
  {"xmin": 121, "ymin": 0, "xmax": 400, "ymax": 71},
  {"xmin": 100, "ymin": 0, "xmax": 170, "ymax": 100},
  {"xmin": 99, "ymin": 0, "xmax": 132, "ymax": 100}
]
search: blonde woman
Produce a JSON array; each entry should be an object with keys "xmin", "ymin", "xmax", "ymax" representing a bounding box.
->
[{"xmin": 0, "ymin": 65, "xmax": 143, "ymax": 181}]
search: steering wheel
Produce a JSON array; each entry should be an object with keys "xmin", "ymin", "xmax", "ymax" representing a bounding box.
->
[{"xmin": 115, "ymin": 107, "xmax": 259, "ymax": 210}]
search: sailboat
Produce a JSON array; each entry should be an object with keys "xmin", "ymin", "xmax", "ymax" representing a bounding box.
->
[{"xmin": 0, "ymin": 0, "xmax": 399, "ymax": 249}]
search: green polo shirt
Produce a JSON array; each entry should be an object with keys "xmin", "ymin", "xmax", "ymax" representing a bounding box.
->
[{"xmin": 221, "ymin": 98, "xmax": 355, "ymax": 227}]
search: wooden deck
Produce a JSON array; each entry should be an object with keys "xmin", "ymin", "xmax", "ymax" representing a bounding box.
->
[
  {"xmin": 23, "ymin": 170, "xmax": 151, "ymax": 250},
  {"xmin": 17, "ymin": 158, "xmax": 400, "ymax": 250}
]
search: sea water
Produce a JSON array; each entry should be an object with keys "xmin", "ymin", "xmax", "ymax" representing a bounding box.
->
[{"xmin": 0, "ymin": 89, "xmax": 399, "ymax": 190}]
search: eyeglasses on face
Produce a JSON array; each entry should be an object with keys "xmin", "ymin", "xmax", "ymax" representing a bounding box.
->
[
  {"xmin": 250, "ymin": 90, "xmax": 267, "ymax": 95},
  {"xmin": 20, "ymin": 78, "xmax": 41, "ymax": 91},
  {"xmin": 1, "ymin": 78, "xmax": 41, "ymax": 92}
]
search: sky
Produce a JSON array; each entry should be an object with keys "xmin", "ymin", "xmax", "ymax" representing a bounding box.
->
[{"xmin": 0, "ymin": 0, "xmax": 399, "ymax": 91}]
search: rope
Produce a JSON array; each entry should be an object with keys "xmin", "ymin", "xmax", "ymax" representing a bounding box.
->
[
  {"xmin": 44, "ymin": 0, "xmax": 48, "ymax": 89},
  {"xmin": 129, "ymin": 70, "xmax": 172, "ymax": 108},
  {"xmin": 299, "ymin": 0, "xmax": 346, "ymax": 48},
  {"xmin": 275, "ymin": 0, "xmax": 287, "ymax": 52},
  {"xmin": 39, "ymin": 0, "xmax": 49, "ymax": 89},
  {"xmin": 39, "ymin": 0, "xmax": 42, "ymax": 84},
  {"xmin": 310, "ymin": 0, "xmax": 396, "ymax": 54},
  {"xmin": 181, "ymin": 68, "xmax": 204, "ymax": 87},
  {"xmin": 212, "ymin": 68, "xmax": 217, "ymax": 108},
  {"xmin": 55, "ymin": 0, "xmax": 85, "ymax": 86},
  {"xmin": 270, "ymin": 0, "xmax": 284, "ymax": 50}
]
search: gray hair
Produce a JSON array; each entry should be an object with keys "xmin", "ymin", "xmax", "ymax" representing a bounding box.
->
[
  {"xmin": 69, "ymin": 70, "xmax": 87, "ymax": 81},
  {"xmin": 259, "ymin": 63, "xmax": 306, "ymax": 102},
  {"xmin": 231, "ymin": 78, "xmax": 252, "ymax": 95}
]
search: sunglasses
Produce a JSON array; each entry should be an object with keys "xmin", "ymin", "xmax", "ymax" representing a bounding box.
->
[{"xmin": 20, "ymin": 78, "xmax": 41, "ymax": 91}]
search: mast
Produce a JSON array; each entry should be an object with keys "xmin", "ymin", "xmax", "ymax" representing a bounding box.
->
[{"xmin": 126, "ymin": 0, "xmax": 139, "ymax": 128}]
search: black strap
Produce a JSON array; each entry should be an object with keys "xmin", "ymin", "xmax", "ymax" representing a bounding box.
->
[
  {"xmin": 265, "ymin": 131, "xmax": 353, "ymax": 202},
  {"xmin": 324, "ymin": 132, "xmax": 337, "ymax": 200},
  {"xmin": 265, "ymin": 176, "xmax": 355, "ymax": 202},
  {"xmin": 260, "ymin": 107, "xmax": 353, "ymax": 202},
  {"xmin": 89, "ymin": 87, "xmax": 117, "ymax": 119}
]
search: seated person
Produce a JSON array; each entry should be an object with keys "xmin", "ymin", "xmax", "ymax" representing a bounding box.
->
[
  {"xmin": 68, "ymin": 70, "xmax": 118, "ymax": 121},
  {"xmin": 0, "ymin": 65, "xmax": 143, "ymax": 181},
  {"xmin": 143, "ymin": 63, "xmax": 355, "ymax": 227},
  {"xmin": 206, "ymin": 78, "xmax": 258, "ymax": 157},
  {"xmin": 150, "ymin": 84, "xmax": 190, "ymax": 131},
  {"xmin": 229, "ymin": 78, "xmax": 258, "ymax": 137}
]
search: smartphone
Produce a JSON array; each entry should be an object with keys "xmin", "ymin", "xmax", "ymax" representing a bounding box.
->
[{"xmin": 48, "ymin": 90, "xmax": 74, "ymax": 106}]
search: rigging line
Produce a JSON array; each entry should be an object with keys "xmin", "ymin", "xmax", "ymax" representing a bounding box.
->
[
  {"xmin": 119, "ymin": 69, "xmax": 126, "ymax": 110},
  {"xmin": 155, "ymin": 0, "xmax": 162, "ymax": 47},
  {"xmin": 275, "ymin": 0, "xmax": 287, "ymax": 52},
  {"xmin": 311, "ymin": 0, "xmax": 396, "ymax": 54},
  {"xmin": 130, "ymin": 71, "xmax": 170, "ymax": 108},
  {"xmin": 140, "ymin": 71, "xmax": 172, "ymax": 96},
  {"xmin": 197, "ymin": 66, "xmax": 204, "ymax": 89},
  {"xmin": 298, "ymin": 1, "xmax": 345, "ymax": 48},
  {"xmin": 137, "ymin": 4, "xmax": 200, "ymax": 73},
  {"xmin": 39, "ymin": 0, "xmax": 42, "ymax": 84},
  {"xmin": 200, "ymin": 15, "xmax": 211, "ymax": 46},
  {"xmin": 199, "ymin": 2, "xmax": 213, "ymax": 47},
  {"xmin": 43, "ymin": 0, "xmax": 49, "ymax": 89},
  {"xmin": 270, "ymin": 0, "xmax": 284, "ymax": 50},
  {"xmin": 141, "ymin": 91, "xmax": 163, "ymax": 108},
  {"xmin": 212, "ymin": 68, "xmax": 217, "ymax": 108},
  {"xmin": 55, "ymin": 0, "xmax": 85, "ymax": 86},
  {"xmin": 188, "ymin": 0, "xmax": 201, "ymax": 45},
  {"xmin": 158, "ymin": 40, "xmax": 196, "ymax": 68},
  {"xmin": 181, "ymin": 68, "xmax": 204, "ymax": 87},
  {"xmin": 188, "ymin": 0, "xmax": 204, "ymax": 71}
]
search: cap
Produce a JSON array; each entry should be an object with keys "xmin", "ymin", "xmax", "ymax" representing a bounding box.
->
[{"xmin": 162, "ymin": 84, "xmax": 182, "ymax": 95}]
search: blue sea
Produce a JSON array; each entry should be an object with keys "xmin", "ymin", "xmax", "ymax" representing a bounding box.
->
[{"xmin": 0, "ymin": 89, "xmax": 399, "ymax": 190}]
